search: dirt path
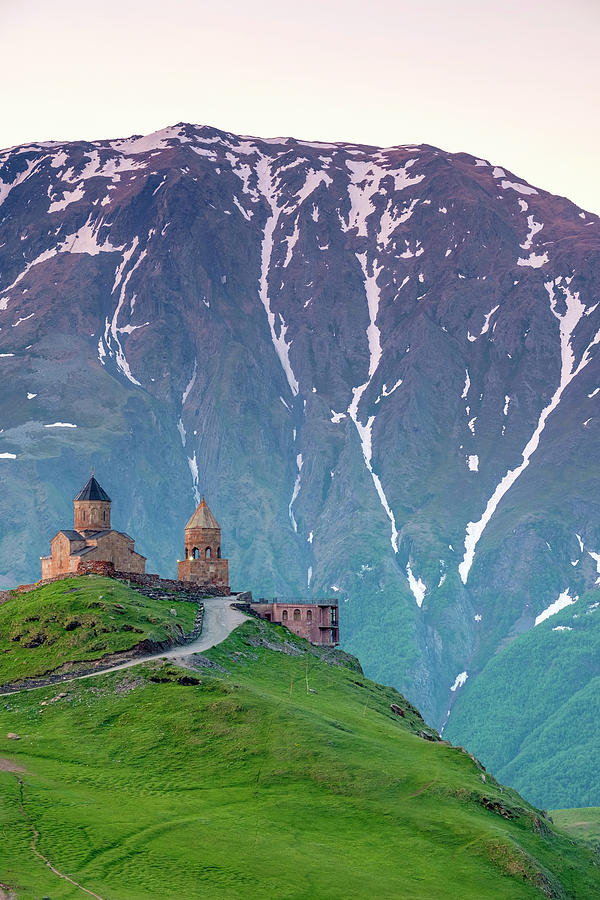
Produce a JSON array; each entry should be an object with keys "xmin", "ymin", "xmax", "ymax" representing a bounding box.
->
[
  {"xmin": 3, "ymin": 596, "xmax": 248, "ymax": 695},
  {"xmin": 0, "ymin": 758, "xmax": 25, "ymax": 773},
  {"xmin": 1, "ymin": 598, "xmax": 249, "ymax": 896},
  {"xmin": 14, "ymin": 773, "xmax": 106, "ymax": 900}
]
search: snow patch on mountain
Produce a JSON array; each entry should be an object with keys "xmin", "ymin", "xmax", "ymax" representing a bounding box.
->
[
  {"xmin": 296, "ymin": 168, "xmax": 332, "ymax": 205},
  {"xmin": 283, "ymin": 218, "xmax": 300, "ymax": 268},
  {"xmin": 520, "ymin": 214, "xmax": 544, "ymax": 250},
  {"xmin": 450, "ymin": 671, "xmax": 468, "ymax": 691},
  {"xmin": 480, "ymin": 305, "xmax": 500, "ymax": 336},
  {"xmin": 461, "ymin": 369, "xmax": 471, "ymax": 400},
  {"xmin": 182, "ymin": 361, "xmax": 198, "ymax": 405},
  {"xmin": 1, "ymin": 216, "xmax": 122, "ymax": 308},
  {"xmin": 459, "ymin": 277, "xmax": 600, "ymax": 584},
  {"xmin": 347, "ymin": 250, "xmax": 399, "ymax": 553},
  {"xmin": 588, "ymin": 551, "xmax": 600, "ymax": 584},
  {"xmin": 535, "ymin": 589, "xmax": 578, "ymax": 626},
  {"xmin": 406, "ymin": 562, "xmax": 426, "ymax": 607},
  {"xmin": 501, "ymin": 180, "xmax": 538, "ymax": 196},
  {"xmin": 101, "ymin": 237, "xmax": 147, "ymax": 386},
  {"xmin": 256, "ymin": 155, "xmax": 300, "ymax": 397},
  {"xmin": 0, "ymin": 156, "xmax": 43, "ymax": 206},
  {"xmin": 288, "ymin": 452, "xmax": 304, "ymax": 533},
  {"xmin": 48, "ymin": 182, "xmax": 85, "ymax": 213},
  {"xmin": 188, "ymin": 452, "xmax": 200, "ymax": 504},
  {"xmin": 518, "ymin": 251, "xmax": 549, "ymax": 268}
]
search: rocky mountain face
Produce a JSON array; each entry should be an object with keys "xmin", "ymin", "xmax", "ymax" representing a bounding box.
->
[{"xmin": 1, "ymin": 123, "xmax": 600, "ymax": 772}]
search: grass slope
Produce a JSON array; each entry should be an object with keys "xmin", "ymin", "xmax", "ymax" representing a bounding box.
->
[
  {"xmin": 0, "ymin": 576, "xmax": 197, "ymax": 686},
  {"xmin": 445, "ymin": 587, "xmax": 600, "ymax": 809},
  {"xmin": 0, "ymin": 613, "xmax": 599, "ymax": 899},
  {"xmin": 551, "ymin": 808, "xmax": 600, "ymax": 843}
]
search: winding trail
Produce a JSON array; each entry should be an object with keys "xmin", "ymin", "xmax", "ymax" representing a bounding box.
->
[
  {"xmin": 2, "ymin": 596, "xmax": 248, "ymax": 898},
  {"xmin": 3, "ymin": 595, "xmax": 248, "ymax": 695},
  {"xmin": 14, "ymin": 772, "xmax": 107, "ymax": 900}
]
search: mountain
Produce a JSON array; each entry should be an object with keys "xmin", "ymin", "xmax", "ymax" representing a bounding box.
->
[
  {"xmin": 445, "ymin": 584, "xmax": 600, "ymax": 809},
  {"xmin": 2, "ymin": 576, "xmax": 600, "ymax": 899},
  {"xmin": 1, "ymin": 123, "xmax": 600, "ymax": 805}
]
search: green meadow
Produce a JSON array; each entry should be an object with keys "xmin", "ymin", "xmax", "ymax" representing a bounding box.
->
[
  {"xmin": 0, "ymin": 576, "xmax": 197, "ymax": 686},
  {"xmin": 0, "ymin": 579, "xmax": 599, "ymax": 898},
  {"xmin": 551, "ymin": 807, "xmax": 600, "ymax": 843}
]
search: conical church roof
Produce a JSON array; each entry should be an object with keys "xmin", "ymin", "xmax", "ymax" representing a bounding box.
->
[
  {"xmin": 185, "ymin": 498, "xmax": 220, "ymax": 530},
  {"xmin": 74, "ymin": 475, "xmax": 111, "ymax": 502}
]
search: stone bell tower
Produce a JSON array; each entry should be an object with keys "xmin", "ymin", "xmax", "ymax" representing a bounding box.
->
[
  {"xmin": 177, "ymin": 498, "xmax": 229, "ymax": 591},
  {"xmin": 73, "ymin": 474, "xmax": 112, "ymax": 532}
]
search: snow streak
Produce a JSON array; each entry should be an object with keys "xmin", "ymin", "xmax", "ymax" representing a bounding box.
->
[
  {"xmin": 535, "ymin": 589, "xmax": 578, "ymax": 626},
  {"xmin": 101, "ymin": 237, "xmax": 147, "ymax": 385},
  {"xmin": 256, "ymin": 156, "xmax": 299, "ymax": 396},
  {"xmin": 288, "ymin": 453, "xmax": 303, "ymax": 532},
  {"xmin": 459, "ymin": 277, "xmax": 600, "ymax": 583},
  {"xmin": 347, "ymin": 252, "xmax": 399, "ymax": 553}
]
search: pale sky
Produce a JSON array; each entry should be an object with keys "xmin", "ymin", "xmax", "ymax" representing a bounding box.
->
[{"xmin": 3, "ymin": 0, "xmax": 599, "ymax": 213}]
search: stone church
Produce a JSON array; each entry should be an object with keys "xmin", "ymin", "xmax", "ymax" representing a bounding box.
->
[
  {"xmin": 41, "ymin": 475, "xmax": 146, "ymax": 579},
  {"xmin": 177, "ymin": 498, "xmax": 229, "ymax": 591}
]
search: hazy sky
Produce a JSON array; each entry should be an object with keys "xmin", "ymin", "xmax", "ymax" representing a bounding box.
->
[{"xmin": 3, "ymin": 0, "xmax": 599, "ymax": 212}]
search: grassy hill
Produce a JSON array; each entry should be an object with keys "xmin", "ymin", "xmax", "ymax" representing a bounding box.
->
[
  {"xmin": 0, "ymin": 576, "xmax": 197, "ymax": 686},
  {"xmin": 551, "ymin": 808, "xmax": 600, "ymax": 843},
  {"xmin": 445, "ymin": 586, "xmax": 600, "ymax": 809},
  {"xmin": 0, "ymin": 579, "xmax": 599, "ymax": 898}
]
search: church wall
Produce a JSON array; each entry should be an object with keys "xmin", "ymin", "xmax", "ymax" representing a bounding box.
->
[
  {"xmin": 81, "ymin": 534, "xmax": 146, "ymax": 574},
  {"xmin": 48, "ymin": 533, "xmax": 78, "ymax": 576},
  {"xmin": 178, "ymin": 558, "xmax": 229, "ymax": 591}
]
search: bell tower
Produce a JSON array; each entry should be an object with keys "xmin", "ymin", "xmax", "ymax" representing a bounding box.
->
[
  {"xmin": 73, "ymin": 474, "xmax": 111, "ymax": 532},
  {"xmin": 177, "ymin": 498, "xmax": 229, "ymax": 591}
]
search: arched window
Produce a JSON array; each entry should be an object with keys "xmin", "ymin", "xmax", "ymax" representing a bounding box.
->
[
  {"xmin": 217, "ymin": 546, "xmax": 221, "ymax": 559},
  {"xmin": 282, "ymin": 610, "xmax": 288, "ymax": 621},
  {"xmin": 293, "ymin": 609, "xmax": 301, "ymax": 622},
  {"xmin": 82, "ymin": 510, "xmax": 86, "ymax": 522},
  {"xmin": 103, "ymin": 509, "xmax": 107, "ymax": 522},
  {"xmin": 193, "ymin": 547, "xmax": 199, "ymax": 560},
  {"xmin": 306, "ymin": 609, "xmax": 312, "ymax": 623},
  {"xmin": 205, "ymin": 547, "xmax": 211, "ymax": 559}
]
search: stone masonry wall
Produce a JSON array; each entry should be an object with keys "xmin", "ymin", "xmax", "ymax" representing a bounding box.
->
[{"xmin": 15, "ymin": 560, "xmax": 228, "ymax": 597}]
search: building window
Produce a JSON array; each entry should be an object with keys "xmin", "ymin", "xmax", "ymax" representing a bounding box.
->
[
  {"xmin": 293, "ymin": 609, "xmax": 301, "ymax": 622},
  {"xmin": 306, "ymin": 609, "xmax": 312, "ymax": 623},
  {"xmin": 282, "ymin": 610, "xmax": 288, "ymax": 621},
  {"xmin": 103, "ymin": 509, "xmax": 107, "ymax": 522},
  {"xmin": 217, "ymin": 546, "xmax": 221, "ymax": 559},
  {"xmin": 193, "ymin": 547, "xmax": 199, "ymax": 559},
  {"xmin": 82, "ymin": 511, "xmax": 86, "ymax": 522},
  {"xmin": 205, "ymin": 547, "xmax": 211, "ymax": 559}
]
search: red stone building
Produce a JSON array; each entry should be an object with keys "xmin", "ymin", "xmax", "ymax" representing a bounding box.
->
[
  {"xmin": 177, "ymin": 498, "xmax": 229, "ymax": 591},
  {"xmin": 41, "ymin": 475, "xmax": 146, "ymax": 579},
  {"xmin": 250, "ymin": 599, "xmax": 339, "ymax": 645}
]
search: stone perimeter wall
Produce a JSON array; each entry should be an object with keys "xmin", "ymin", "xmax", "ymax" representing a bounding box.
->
[{"xmin": 12, "ymin": 560, "xmax": 229, "ymax": 597}]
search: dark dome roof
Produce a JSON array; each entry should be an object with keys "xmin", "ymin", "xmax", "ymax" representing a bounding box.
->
[{"xmin": 74, "ymin": 476, "xmax": 111, "ymax": 502}]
